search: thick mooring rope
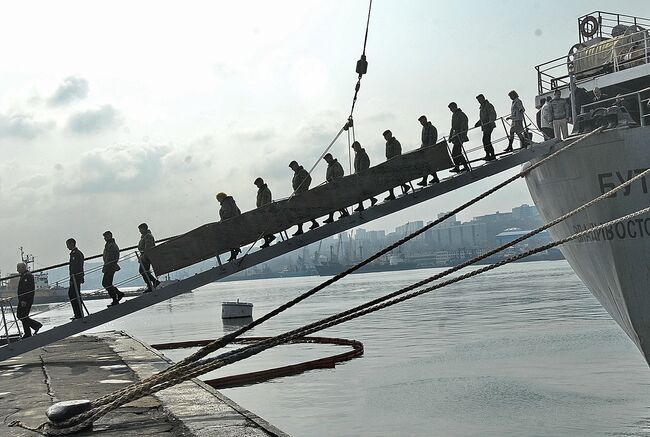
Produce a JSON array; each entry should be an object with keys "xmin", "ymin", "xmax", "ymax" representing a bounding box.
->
[
  {"xmin": 18, "ymin": 199, "xmax": 650, "ymax": 436},
  {"xmin": 72, "ymin": 129, "xmax": 604, "ymax": 413},
  {"xmin": 19, "ymin": 126, "xmax": 643, "ymax": 435}
]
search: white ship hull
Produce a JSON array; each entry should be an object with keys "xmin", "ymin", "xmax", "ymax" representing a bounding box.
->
[{"xmin": 525, "ymin": 126, "xmax": 650, "ymax": 363}]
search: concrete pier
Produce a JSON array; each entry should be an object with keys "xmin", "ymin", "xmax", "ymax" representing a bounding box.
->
[{"xmin": 0, "ymin": 331, "xmax": 287, "ymax": 436}]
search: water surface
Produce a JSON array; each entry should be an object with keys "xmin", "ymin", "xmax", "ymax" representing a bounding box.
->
[{"xmin": 37, "ymin": 260, "xmax": 650, "ymax": 436}]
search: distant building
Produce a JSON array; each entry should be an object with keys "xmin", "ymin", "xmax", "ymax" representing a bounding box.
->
[
  {"xmin": 495, "ymin": 228, "xmax": 550, "ymax": 247},
  {"xmin": 425, "ymin": 221, "xmax": 488, "ymax": 250}
]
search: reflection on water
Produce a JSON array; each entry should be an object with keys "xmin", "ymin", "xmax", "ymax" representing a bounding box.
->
[
  {"xmin": 222, "ymin": 316, "xmax": 253, "ymax": 332},
  {"xmin": 38, "ymin": 261, "xmax": 650, "ymax": 436}
]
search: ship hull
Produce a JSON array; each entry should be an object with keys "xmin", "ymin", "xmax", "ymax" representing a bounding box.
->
[{"xmin": 525, "ymin": 126, "xmax": 650, "ymax": 363}]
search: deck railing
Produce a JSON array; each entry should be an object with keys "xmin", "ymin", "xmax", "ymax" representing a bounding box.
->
[
  {"xmin": 581, "ymin": 86, "xmax": 650, "ymax": 127},
  {"xmin": 536, "ymin": 11, "xmax": 650, "ymax": 95}
]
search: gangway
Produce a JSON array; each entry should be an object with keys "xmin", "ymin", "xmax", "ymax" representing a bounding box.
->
[{"xmin": 0, "ymin": 139, "xmax": 558, "ymax": 363}]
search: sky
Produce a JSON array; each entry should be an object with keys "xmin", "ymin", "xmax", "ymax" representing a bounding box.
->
[{"xmin": 1, "ymin": 0, "xmax": 648, "ymax": 275}]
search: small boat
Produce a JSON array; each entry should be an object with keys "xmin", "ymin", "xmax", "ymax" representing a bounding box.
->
[{"xmin": 221, "ymin": 300, "xmax": 253, "ymax": 319}]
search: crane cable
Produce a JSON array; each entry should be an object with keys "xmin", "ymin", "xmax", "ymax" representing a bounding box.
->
[{"xmin": 346, "ymin": 0, "xmax": 372, "ymax": 173}]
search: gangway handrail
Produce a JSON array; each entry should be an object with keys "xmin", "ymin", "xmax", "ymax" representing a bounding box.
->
[
  {"xmin": 0, "ymin": 237, "xmax": 175, "ymax": 283},
  {"xmin": 0, "ymin": 141, "xmax": 561, "ymax": 362},
  {"xmin": 0, "ymin": 112, "xmax": 518, "ymax": 284}
]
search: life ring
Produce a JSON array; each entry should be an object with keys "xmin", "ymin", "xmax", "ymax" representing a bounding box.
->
[{"xmin": 580, "ymin": 16, "xmax": 599, "ymax": 38}]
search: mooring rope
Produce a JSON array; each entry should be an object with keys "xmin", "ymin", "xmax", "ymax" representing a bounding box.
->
[
  {"xmin": 10, "ymin": 128, "xmax": 612, "ymax": 435},
  {"xmin": 16, "ymin": 196, "xmax": 650, "ymax": 435},
  {"xmin": 81, "ymin": 128, "xmax": 605, "ymax": 412}
]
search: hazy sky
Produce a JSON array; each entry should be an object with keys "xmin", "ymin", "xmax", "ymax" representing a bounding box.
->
[{"xmin": 1, "ymin": 0, "xmax": 648, "ymax": 275}]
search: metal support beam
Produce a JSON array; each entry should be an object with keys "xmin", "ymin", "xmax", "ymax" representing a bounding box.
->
[{"xmin": 0, "ymin": 141, "xmax": 556, "ymax": 363}]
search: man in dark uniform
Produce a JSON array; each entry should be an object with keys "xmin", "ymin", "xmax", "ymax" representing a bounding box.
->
[
  {"xmin": 447, "ymin": 102, "xmax": 470, "ymax": 173},
  {"xmin": 137, "ymin": 223, "xmax": 161, "ymax": 292},
  {"xmin": 216, "ymin": 192, "xmax": 243, "ymax": 261},
  {"xmin": 254, "ymin": 177, "xmax": 276, "ymax": 248},
  {"xmin": 102, "ymin": 231, "xmax": 124, "ymax": 307},
  {"xmin": 16, "ymin": 262, "xmax": 42, "ymax": 338},
  {"xmin": 66, "ymin": 238, "xmax": 85, "ymax": 319},
  {"xmin": 323, "ymin": 153, "xmax": 350, "ymax": 223},
  {"xmin": 351, "ymin": 141, "xmax": 377, "ymax": 212},
  {"xmin": 474, "ymin": 94, "xmax": 497, "ymax": 161},
  {"xmin": 383, "ymin": 129, "xmax": 410, "ymax": 201},
  {"xmin": 417, "ymin": 115, "xmax": 440, "ymax": 186},
  {"xmin": 289, "ymin": 160, "xmax": 319, "ymax": 236}
]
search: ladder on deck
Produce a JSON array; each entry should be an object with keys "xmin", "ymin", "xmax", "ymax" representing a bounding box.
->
[{"xmin": 0, "ymin": 141, "xmax": 556, "ymax": 363}]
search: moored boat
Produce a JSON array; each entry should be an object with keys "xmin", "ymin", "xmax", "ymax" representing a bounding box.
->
[{"xmin": 526, "ymin": 11, "xmax": 650, "ymax": 363}]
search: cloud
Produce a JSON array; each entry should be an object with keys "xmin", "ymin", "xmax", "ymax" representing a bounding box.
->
[
  {"xmin": 231, "ymin": 127, "xmax": 276, "ymax": 143},
  {"xmin": 363, "ymin": 112, "xmax": 396, "ymax": 124},
  {"xmin": 0, "ymin": 113, "xmax": 54, "ymax": 139},
  {"xmin": 48, "ymin": 76, "xmax": 89, "ymax": 106},
  {"xmin": 67, "ymin": 105, "xmax": 120, "ymax": 134},
  {"xmin": 54, "ymin": 144, "xmax": 170, "ymax": 194}
]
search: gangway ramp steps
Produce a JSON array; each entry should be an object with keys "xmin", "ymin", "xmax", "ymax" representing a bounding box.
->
[{"xmin": 0, "ymin": 141, "xmax": 555, "ymax": 363}]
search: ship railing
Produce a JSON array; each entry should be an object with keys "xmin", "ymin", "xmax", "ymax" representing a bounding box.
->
[
  {"xmin": 577, "ymin": 12, "xmax": 650, "ymax": 44},
  {"xmin": 0, "ymin": 298, "xmax": 21, "ymax": 344},
  {"xmin": 581, "ymin": 86, "xmax": 650, "ymax": 126},
  {"xmin": 535, "ymin": 28, "xmax": 650, "ymax": 94}
]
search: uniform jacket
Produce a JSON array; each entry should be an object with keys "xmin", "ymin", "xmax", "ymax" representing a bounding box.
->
[
  {"xmin": 354, "ymin": 148, "xmax": 370, "ymax": 173},
  {"xmin": 102, "ymin": 238, "xmax": 121, "ymax": 273},
  {"xmin": 292, "ymin": 166, "xmax": 312, "ymax": 193},
  {"xmin": 548, "ymin": 97, "xmax": 570, "ymax": 121},
  {"xmin": 325, "ymin": 159, "xmax": 344, "ymax": 182},
  {"xmin": 138, "ymin": 230, "xmax": 156, "ymax": 255},
  {"xmin": 219, "ymin": 196, "xmax": 241, "ymax": 221},
  {"xmin": 449, "ymin": 108, "xmax": 469, "ymax": 142},
  {"xmin": 256, "ymin": 184, "xmax": 272, "ymax": 208},
  {"xmin": 541, "ymin": 102, "xmax": 553, "ymax": 129},
  {"xmin": 476, "ymin": 100, "xmax": 497, "ymax": 130},
  {"xmin": 385, "ymin": 137, "xmax": 402, "ymax": 160},
  {"xmin": 421, "ymin": 122, "xmax": 438, "ymax": 147},
  {"xmin": 510, "ymin": 97, "xmax": 525, "ymax": 122},
  {"xmin": 17, "ymin": 270, "xmax": 35, "ymax": 306},
  {"xmin": 69, "ymin": 247, "xmax": 85, "ymax": 284}
]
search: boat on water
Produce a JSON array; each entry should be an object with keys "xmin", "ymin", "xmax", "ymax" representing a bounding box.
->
[
  {"xmin": 0, "ymin": 250, "xmax": 69, "ymax": 305},
  {"xmin": 525, "ymin": 12, "xmax": 650, "ymax": 363}
]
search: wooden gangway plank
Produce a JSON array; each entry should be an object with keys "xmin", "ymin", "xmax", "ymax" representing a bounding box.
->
[{"xmin": 0, "ymin": 141, "xmax": 556, "ymax": 363}]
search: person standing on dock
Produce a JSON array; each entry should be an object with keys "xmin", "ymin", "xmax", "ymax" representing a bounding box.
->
[
  {"xmin": 16, "ymin": 262, "xmax": 42, "ymax": 338},
  {"xmin": 351, "ymin": 141, "xmax": 377, "ymax": 212},
  {"xmin": 417, "ymin": 115, "xmax": 440, "ymax": 186},
  {"xmin": 447, "ymin": 103, "xmax": 470, "ymax": 173},
  {"xmin": 474, "ymin": 94, "xmax": 497, "ymax": 161},
  {"xmin": 383, "ymin": 130, "xmax": 410, "ymax": 201},
  {"xmin": 323, "ymin": 153, "xmax": 350, "ymax": 223},
  {"xmin": 137, "ymin": 223, "xmax": 161, "ymax": 293},
  {"xmin": 216, "ymin": 193, "xmax": 243, "ymax": 261},
  {"xmin": 505, "ymin": 90, "xmax": 529, "ymax": 152},
  {"xmin": 254, "ymin": 177, "xmax": 276, "ymax": 248},
  {"xmin": 102, "ymin": 231, "xmax": 124, "ymax": 307},
  {"xmin": 289, "ymin": 160, "xmax": 319, "ymax": 236},
  {"xmin": 66, "ymin": 238, "xmax": 85, "ymax": 320},
  {"xmin": 548, "ymin": 89, "xmax": 571, "ymax": 140}
]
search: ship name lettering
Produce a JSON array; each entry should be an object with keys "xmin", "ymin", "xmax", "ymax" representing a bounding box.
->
[
  {"xmin": 597, "ymin": 169, "xmax": 648, "ymax": 197},
  {"xmin": 573, "ymin": 218, "xmax": 650, "ymax": 242}
]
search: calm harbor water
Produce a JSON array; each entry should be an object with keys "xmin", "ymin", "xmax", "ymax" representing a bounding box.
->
[{"xmin": 36, "ymin": 260, "xmax": 650, "ymax": 436}]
